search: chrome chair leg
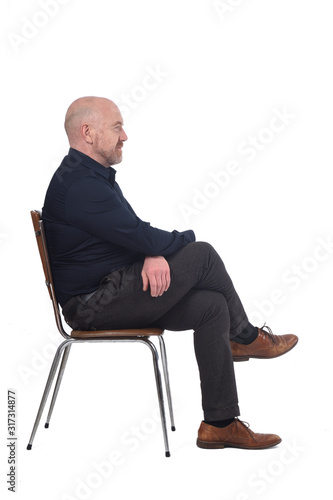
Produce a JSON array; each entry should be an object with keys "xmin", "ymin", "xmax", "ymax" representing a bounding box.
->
[
  {"xmin": 45, "ymin": 343, "xmax": 72, "ymax": 428},
  {"xmin": 141, "ymin": 338, "xmax": 171, "ymax": 457},
  {"xmin": 158, "ymin": 336, "xmax": 176, "ymax": 431},
  {"xmin": 26, "ymin": 339, "xmax": 74, "ymax": 450}
]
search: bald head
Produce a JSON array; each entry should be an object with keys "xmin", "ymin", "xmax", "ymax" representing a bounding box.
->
[
  {"xmin": 65, "ymin": 97, "xmax": 117, "ymax": 144},
  {"xmin": 64, "ymin": 96, "xmax": 127, "ymax": 167}
]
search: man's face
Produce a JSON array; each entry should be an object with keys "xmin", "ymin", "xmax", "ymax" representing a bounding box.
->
[{"xmin": 92, "ymin": 103, "xmax": 128, "ymax": 167}]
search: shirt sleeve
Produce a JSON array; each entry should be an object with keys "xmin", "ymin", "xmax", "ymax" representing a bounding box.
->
[{"xmin": 65, "ymin": 176, "xmax": 195, "ymax": 256}]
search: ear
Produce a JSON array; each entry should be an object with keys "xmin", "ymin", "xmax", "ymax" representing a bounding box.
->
[{"xmin": 81, "ymin": 123, "xmax": 93, "ymax": 144}]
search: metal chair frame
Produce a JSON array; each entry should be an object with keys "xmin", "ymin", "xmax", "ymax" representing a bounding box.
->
[{"xmin": 27, "ymin": 210, "xmax": 175, "ymax": 457}]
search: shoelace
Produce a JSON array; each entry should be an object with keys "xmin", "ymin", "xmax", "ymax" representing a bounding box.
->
[
  {"xmin": 259, "ymin": 322, "xmax": 277, "ymax": 344},
  {"xmin": 234, "ymin": 418, "xmax": 257, "ymax": 440}
]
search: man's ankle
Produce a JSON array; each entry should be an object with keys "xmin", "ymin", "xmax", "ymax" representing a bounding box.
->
[
  {"xmin": 203, "ymin": 417, "xmax": 235, "ymax": 428},
  {"xmin": 232, "ymin": 324, "xmax": 258, "ymax": 345}
]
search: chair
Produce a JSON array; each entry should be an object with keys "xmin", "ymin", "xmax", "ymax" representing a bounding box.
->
[{"xmin": 26, "ymin": 210, "xmax": 175, "ymax": 457}]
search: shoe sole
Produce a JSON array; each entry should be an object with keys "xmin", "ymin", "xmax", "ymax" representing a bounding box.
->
[
  {"xmin": 233, "ymin": 338, "xmax": 298, "ymax": 362},
  {"xmin": 196, "ymin": 438, "xmax": 282, "ymax": 450}
]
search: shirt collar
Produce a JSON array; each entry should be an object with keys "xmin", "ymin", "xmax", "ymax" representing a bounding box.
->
[{"xmin": 68, "ymin": 148, "xmax": 117, "ymax": 186}]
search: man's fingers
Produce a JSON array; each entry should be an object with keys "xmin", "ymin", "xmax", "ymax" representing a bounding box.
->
[
  {"xmin": 142, "ymin": 271, "xmax": 149, "ymax": 291},
  {"xmin": 165, "ymin": 270, "xmax": 171, "ymax": 291},
  {"xmin": 156, "ymin": 270, "xmax": 171, "ymax": 296},
  {"xmin": 157, "ymin": 274, "xmax": 165, "ymax": 297},
  {"xmin": 150, "ymin": 275, "xmax": 158, "ymax": 297}
]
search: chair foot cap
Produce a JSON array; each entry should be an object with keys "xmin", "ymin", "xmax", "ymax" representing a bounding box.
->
[
  {"xmin": 171, "ymin": 426, "xmax": 176, "ymax": 431},
  {"xmin": 165, "ymin": 451, "xmax": 171, "ymax": 457},
  {"xmin": 27, "ymin": 444, "xmax": 32, "ymax": 450},
  {"xmin": 45, "ymin": 423, "xmax": 49, "ymax": 428}
]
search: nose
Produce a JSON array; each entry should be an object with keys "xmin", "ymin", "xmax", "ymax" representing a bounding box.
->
[{"xmin": 120, "ymin": 128, "xmax": 128, "ymax": 141}]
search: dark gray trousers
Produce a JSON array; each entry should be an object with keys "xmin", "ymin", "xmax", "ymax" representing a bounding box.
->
[{"xmin": 63, "ymin": 242, "xmax": 250, "ymax": 421}]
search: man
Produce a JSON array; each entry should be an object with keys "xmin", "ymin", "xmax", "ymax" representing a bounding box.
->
[{"xmin": 43, "ymin": 96, "xmax": 298, "ymax": 450}]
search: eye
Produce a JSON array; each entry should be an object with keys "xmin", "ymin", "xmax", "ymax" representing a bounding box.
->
[{"xmin": 113, "ymin": 125, "xmax": 122, "ymax": 132}]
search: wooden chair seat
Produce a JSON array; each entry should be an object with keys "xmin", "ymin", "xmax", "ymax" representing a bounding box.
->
[{"xmin": 71, "ymin": 327, "xmax": 164, "ymax": 339}]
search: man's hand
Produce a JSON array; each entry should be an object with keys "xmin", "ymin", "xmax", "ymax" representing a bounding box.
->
[{"xmin": 141, "ymin": 256, "xmax": 171, "ymax": 297}]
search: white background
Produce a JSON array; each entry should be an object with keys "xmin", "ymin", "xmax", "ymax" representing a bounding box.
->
[{"xmin": 1, "ymin": 0, "xmax": 332, "ymax": 499}]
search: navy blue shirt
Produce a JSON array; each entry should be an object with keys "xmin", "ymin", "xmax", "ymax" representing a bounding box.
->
[{"xmin": 42, "ymin": 148, "xmax": 195, "ymax": 306}]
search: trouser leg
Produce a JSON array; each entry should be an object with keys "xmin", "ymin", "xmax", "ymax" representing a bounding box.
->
[
  {"xmin": 165, "ymin": 241, "xmax": 249, "ymax": 338},
  {"xmin": 149, "ymin": 289, "xmax": 240, "ymax": 420}
]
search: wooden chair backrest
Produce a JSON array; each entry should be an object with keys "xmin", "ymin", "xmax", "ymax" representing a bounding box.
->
[{"xmin": 30, "ymin": 210, "xmax": 69, "ymax": 338}]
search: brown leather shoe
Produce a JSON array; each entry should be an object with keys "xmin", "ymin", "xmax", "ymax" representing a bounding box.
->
[
  {"xmin": 197, "ymin": 418, "xmax": 281, "ymax": 450},
  {"xmin": 230, "ymin": 324, "xmax": 298, "ymax": 361}
]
